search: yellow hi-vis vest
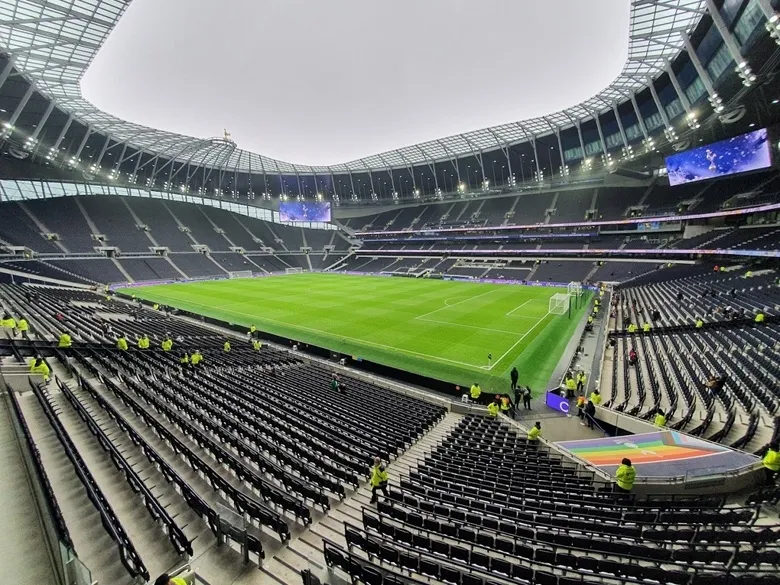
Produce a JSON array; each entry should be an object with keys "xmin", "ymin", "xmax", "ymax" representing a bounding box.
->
[
  {"xmin": 764, "ymin": 448, "xmax": 780, "ymax": 472},
  {"xmin": 616, "ymin": 464, "xmax": 636, "ymax": 490}
]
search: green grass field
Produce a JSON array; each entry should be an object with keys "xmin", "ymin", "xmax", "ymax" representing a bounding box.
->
[{"xmin": 121, "ymin": 273, "xmax": 590, "ymax": 394}]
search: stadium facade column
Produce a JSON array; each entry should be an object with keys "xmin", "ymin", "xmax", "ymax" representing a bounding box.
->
[
  {"xmin": 554, "ymin": 129, "xmax": 566, "ymax": 176},
  {"xmin": 664, "ymin": 58, "xmax": 697, "ymax": 126},
  {"xmin": 462, "ymin": 134, "xmax": 486, "ymax": 185},
  {"xmin": 7, "ymin": 80, "xmax": 36, "ymax": 127},
  {"xmin": 587, "ymin": 108, "xmax": 610, "ymax": 167},
  {"xmin": 572, "ymin": 120, "xmax": 587, "ymax": 168},
  {"xmin": 396, "ymin": 151, "xmax": 419, "ymax": 197},
  {"xmin": 680, "ymin": 32, "xmax": 720, "ymax": 103},
  {"xmin": 486, "ymin": 129, "xmax": 513, "ymax": 188},
  {"xmin": 94, "ymin": 135, "xmax": 113, "ymax": 167},
  {"xmin": 437, "ymin": 140, "xmax": 462, "ymax": 189},
  {"xmin": 376, "ymin": 154, "xmax": 398, "ymax": 198},
  {"xmin": 0, "ymin": 56, "xmax": 16, "ymax": 94},
  {"xmin": 703, "ymin": 0, "xmax": 756, "ymax": 83},
  {"xmin": 29, "ymin": 100, "xmax": 56, "ymax": 144},
  {"xmin": 346, "ymin": 168, "xmax": 358, "ymax": 201},
  {"xmin": 51, "ymin": 115, "xmax": 73, "ymax": 156},
  {"xmin": 611, "ymin": 103, "xmax": 631, "ymax": 159},
  {"xmin": 628, "ymin": 92, "xmax": 651, "ymax": 148},
  {"xmin": 72, "ymin": 126, "xmax": 93, "ymax": 162},
  {"xmin": 645, "ymin": 75, "xmax": 676, "ymax": 140}
]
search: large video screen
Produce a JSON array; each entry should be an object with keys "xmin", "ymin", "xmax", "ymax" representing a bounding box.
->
[
  {"xmin": 665, "ymin": 128, "xmax": 772, "ymax": 186},
  {"xmin": 279, "ymin": 201, "xmax": 331, "ymax": 222}
]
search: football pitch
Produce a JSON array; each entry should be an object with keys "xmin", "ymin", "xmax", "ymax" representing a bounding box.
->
[{"xmin": 121, "ymin": 273, "xmax": 590, "ymax": 394}]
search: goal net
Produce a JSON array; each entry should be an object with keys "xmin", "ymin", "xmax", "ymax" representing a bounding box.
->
[
  {"xmin": 567, "ymin": 281, "xmax": 583, "ymax": 297},
  {"xmin": 285, "ymin": 267, "xmax": 304, "ymax": 274},
  {"xmin": 549, "ymin": 293, "xmax": 570, "ymax": 315},
  {"xmin": 228, "ymin": 270, "xmax": 253, "ymax": 279}
]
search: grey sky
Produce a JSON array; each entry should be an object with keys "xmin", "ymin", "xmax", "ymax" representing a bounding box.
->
[{"xmin": 81, "ymin": 0, "xmax": 629, "ymax": 166}]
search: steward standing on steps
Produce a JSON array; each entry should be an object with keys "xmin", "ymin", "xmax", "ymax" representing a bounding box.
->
[
  {"xmin": 191, "ymin": 350, "xmax": 203, "ymax": 366},
  {"xmin": 1, "ymin": 312, "xmax": 16, "ymax": 335},
  {"xmin": 116, "ymin": 334, "xmax": 128, "ymax": 351},
  {"xmin": 161, "ymin": 336, "xmax": 173, "ymax": 352},
  {"xmin": 16, "ymin": 315, "xmax": 29, "ymax": 339},
  {"xmin": 29, "ymin": 356, "xmax": 50, "ymax": 383},
  {"xmin": 369, "ymin": 457, "xmax": 389, "ymax": 504},
  {"xmin": 223, "ymin": 339, "xmax": 231, "ymax": 353},
  {"xmin": 487, "ymin": 400, "xmax": 499, "ymax": 417},
  {"xmin": 58, "ymin": 331, "xmax": 72, "ymax": 348}
]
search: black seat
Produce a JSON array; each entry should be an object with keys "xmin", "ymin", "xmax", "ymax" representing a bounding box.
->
[
  {"xmin": 399, "ymin": 551, "xmax": 418, "ymax": 572},
  {"xmin": 362, "ymin": 565, "xmax": 383, "ymax": 585},
  {"xmin": 470, "ymin": 551, "xmax": 490, "ymax": 570},
  {"xmin": 491, "ymin": 558, "xmax": 512, "ymax": 577},
  {"xmin": 419, "ymin": 559, "xmax": 440, "ymax": 580},
  {"xmin": 431, "ymin": 539, "xmax": 449, "ymax": 557},
  {"xmin": 450, "ymin": 545, "xmax": 470, "ymax": 564},
  {"xmin": 412, "ymin": 533, "xmax": 430, "ymax": 551},
  {"xmin": 494, "ymin": 537, "xmax": 514, "ymax": 555},
  {"xmin": 379, "ymin": 544, "xmax": 398, "ymax": 566},
  {"xmin": 441, "ymin": 566, "xmax": 462, "ymax": 585}
]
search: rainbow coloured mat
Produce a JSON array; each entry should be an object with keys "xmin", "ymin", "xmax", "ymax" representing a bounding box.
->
[{"xmin": 557, "ymin": 431, "xmax": 758, "ymax": 478}]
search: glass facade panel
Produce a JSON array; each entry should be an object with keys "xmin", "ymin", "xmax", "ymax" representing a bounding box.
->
[
  {"xmin": 734, "ymin": 0, "xmax": 764, "ymax": 45},
  {"xmin": 707, "ymin": 44, "xmax": 734, "ymax": 80}
]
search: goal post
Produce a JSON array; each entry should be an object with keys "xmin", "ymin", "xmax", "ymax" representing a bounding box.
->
[
  {"xmin": 568, "ymin": 281, "xmax": 583, "ymax": 311},
  {"xmin": 285, "ymin": 267, "xmax": 304, "ymax": 274},
  {"xmin": 227, "ymin": 270, "xmax": 253, "ymax": 279},
  {"xmin": 549, "ymin": 293, "xmax": 570, "ymax": 315}
]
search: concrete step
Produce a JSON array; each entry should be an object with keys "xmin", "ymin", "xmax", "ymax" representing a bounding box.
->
[{"xmin": 15, "ymin": 393, "xmax": 136, "ymax": 585}]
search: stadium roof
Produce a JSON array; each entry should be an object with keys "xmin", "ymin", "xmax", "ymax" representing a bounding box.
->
[{"xmin": 0, "ymin": 0, "xmax": 710, "ymax": 174}]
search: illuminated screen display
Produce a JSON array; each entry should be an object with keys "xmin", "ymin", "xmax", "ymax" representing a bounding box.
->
[
  {"xmin": 279, "ymin": 202, "xmax": 331, "ymax": 222},
  {"xmin": 665, "ymin": 128, "xmax": 772, "ymax": 186},
  {"xmin": 545, "ymin": 391, "xmax": 570, "ymax": 414}
]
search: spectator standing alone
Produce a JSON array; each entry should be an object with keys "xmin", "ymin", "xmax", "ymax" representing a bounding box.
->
[
  {"xmin": 582, "ymin": 399, "xmax": 596, "ymax": 429},
  {"xmin": 521, "ymin": 386, "xmax": 532, "ymax": 410},
  {"xmin": 510, "ymin": 367, "xmax": 519, "ymax": 391},
  {"xmin": 369, "ymin": 457, "xmax": 389, "ymax": 504}
]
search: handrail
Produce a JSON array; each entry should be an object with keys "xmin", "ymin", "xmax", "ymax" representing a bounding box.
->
[{"xmin": 32, "ymin": 377, "xmax": 149, "ymax": 582}]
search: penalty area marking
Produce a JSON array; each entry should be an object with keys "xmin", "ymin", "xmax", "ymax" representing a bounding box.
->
[{"xmin": 419, "ymin": 288, "xmax": 501, "ymax": 318}]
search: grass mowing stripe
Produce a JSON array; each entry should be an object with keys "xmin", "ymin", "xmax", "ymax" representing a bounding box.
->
[{"xmin": 122, "ymin": 273, "xmax": 591, "ymax": 395}]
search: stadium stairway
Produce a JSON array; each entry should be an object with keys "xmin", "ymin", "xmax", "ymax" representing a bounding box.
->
[
  {"xmin": 0, "ymin": 378, "xmax": 60, "ymax": 585},
  {"xmin": 307, "ymin": 412, "xmax": 464, "ymax": 578}
]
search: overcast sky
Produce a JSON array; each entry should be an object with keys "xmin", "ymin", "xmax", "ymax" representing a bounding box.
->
[{"xmin": 81, "ymin": 0, "xmax": 629, "ymax": 166}]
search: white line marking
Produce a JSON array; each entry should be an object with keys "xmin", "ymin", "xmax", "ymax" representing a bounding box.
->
[
  {"xmin": 506, "ymin": 299, "xmax": 533, "ymax": 317},
  {"xmin": 141, "ymin": 295, "xmax": 485, "ymax": 369},
  {"xmin": 415, "ymin": 317, "xmax": 528, "ymax": 335},
  {"xmin": 487, "ymin": 311, "xmax": 554, "ymax": 371},
  {"xmin": 416, "ymin": 288, "xmax": 501, "ymax": 319}
]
